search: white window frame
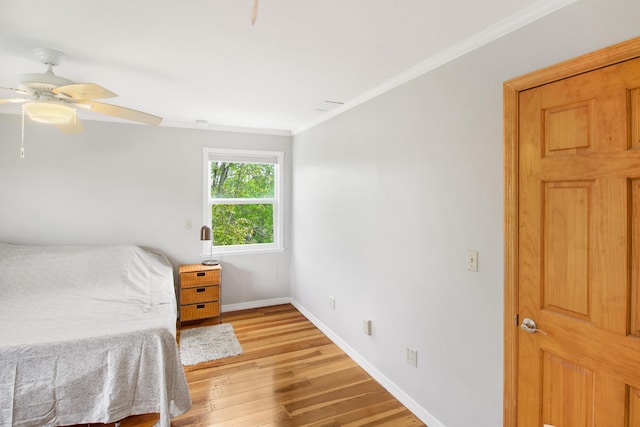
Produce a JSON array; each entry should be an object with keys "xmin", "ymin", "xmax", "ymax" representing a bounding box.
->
[{"xmin": 202, "ymin": 147, "xmax": 284, "ymax": 256}]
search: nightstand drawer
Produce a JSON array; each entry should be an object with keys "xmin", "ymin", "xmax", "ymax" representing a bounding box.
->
[
  {"xmin": 181, "ymin": 269, "xmax": 221, "ymax": 288},
  {"xmin": 181, "ymin": 301, "xmax": 220, "ymax": 321},
  {"xmin": 180, "ymin": 285, "xmax": 219, "ymax": 305}
]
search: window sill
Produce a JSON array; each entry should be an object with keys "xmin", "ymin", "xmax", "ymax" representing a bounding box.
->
[{"xmin": 200, "ymin": 247, "xmax": 287, "ymax": 258}]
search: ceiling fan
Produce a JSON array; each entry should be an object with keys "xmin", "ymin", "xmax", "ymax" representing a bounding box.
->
[{"xmin": 0, "ymin": 48, "xmax": 162, "ymax": 134}]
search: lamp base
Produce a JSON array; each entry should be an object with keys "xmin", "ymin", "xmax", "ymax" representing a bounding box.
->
[{"xmin": 202, "ymin": 259, "xmax": 219, "ymax": 266}]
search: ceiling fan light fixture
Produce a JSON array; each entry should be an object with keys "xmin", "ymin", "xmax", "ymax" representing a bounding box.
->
[
  {"xmin": 23, "ymin": 101, "xmax": 75, "ymax": 124},
  {"xmin": 74, "ymin": 102, "xmax": 93, "ymax": 110}
]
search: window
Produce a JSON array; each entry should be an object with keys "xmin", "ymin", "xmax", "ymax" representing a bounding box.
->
[{"xmin": 203, "ymin": 148, "xmax": 284, "ymax": 254}]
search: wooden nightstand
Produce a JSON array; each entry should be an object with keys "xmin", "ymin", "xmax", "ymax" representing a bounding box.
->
[{"xmin": 178, "ymin": 263, "xmax": 222, "ymax": 327}]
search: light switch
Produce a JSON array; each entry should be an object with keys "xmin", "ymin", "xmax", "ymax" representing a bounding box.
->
[
  {"xmin": 467, "ymin": 250, "xmax": 478, "ymax": 272},
  {"xmin": 363, "ymin": 320, "xmax": 372, "ymax": 336}
]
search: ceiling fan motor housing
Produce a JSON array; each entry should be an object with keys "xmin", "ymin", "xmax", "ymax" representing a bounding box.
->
[{"xmin": 18, "ymin": 72, "xmax": 74, "ymax": 94}]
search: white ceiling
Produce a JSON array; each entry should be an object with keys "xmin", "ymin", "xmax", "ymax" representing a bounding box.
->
[{"xmin": 0, "ymin": 0, "xmax": 575, "ymax": 135}]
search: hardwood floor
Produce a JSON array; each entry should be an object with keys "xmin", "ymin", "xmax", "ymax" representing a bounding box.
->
[{"xmin": 96, "ymin": 304, "xmax": 426, "ymax": 426}]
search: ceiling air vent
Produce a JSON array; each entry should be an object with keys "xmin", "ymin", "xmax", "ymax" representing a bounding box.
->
[{"xmin": 315, "ymin": 100, "xmax": 344, "ymax": 112}]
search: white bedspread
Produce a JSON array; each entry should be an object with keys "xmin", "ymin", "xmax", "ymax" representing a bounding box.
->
[{"xmin": 0, "ymin": 244, "xmax": 191, "ymax": 427}]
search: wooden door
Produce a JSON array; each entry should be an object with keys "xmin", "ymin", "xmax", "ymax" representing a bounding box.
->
[{"xmin": 505, "ymin": 37, "xmax": 640, "ymax": 427}]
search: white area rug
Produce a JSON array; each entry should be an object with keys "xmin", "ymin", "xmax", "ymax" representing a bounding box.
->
[{"xmin": 179, "ymin": 323, "xmax": 243, "ymax": 366}]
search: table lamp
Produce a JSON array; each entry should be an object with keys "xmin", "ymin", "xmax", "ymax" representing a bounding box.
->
[{"xmin": 200, "ymin": 225, "xmax": 219, "ymax": 266}]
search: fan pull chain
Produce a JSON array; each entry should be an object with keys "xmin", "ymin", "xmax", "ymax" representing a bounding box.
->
[
  {"xmin": 20, "ymin": 104, "xmax": 25, "ymax": 159},
  {"xmin": 251, "ymin": 0, "xmax": 259, "ymax": 25}
]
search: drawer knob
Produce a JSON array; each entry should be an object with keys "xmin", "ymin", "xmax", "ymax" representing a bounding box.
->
[
  {"xmin": 197, "ymin": 272, "xmax": 205, "ymax": 277},
  {"xmin": 196, "ymin": 287, "xmax": 205, "ymax": 293},
  {"xmin": 196, "ymin": 304, "xmax": 205, "ymax": 309}
]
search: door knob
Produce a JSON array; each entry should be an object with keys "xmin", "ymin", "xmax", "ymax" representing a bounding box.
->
[{"xmin": 520, "ymin": 317, "xmax": 547, "ymax": 335}]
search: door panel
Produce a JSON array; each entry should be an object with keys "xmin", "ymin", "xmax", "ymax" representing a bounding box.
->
[
  {"xmin": 542, "ymin": 181, "xmax": 591, "ymax": 320},
  {"xmin": 629, "ymin": 387, "xmax": 640, "ymax": 426},
  {"xmin": 631, "ymin": 179, "xmax": 640, "ymax": 337},
  {"xmin": 630, "ymin": 88, "xmax": 640, "ymax": 150},
  {"xmin": 541, "ymin": 352, "xmax": 594, "ymax": 427},
  {"xmin": 516, "ymin": 57, "xmax": 640, "ymax": 425},
  {"xmin": 543, "ymin": 101, "xmax": 595, "ymax": 156}
]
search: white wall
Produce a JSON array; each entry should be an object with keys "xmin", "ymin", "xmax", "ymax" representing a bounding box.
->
[
  {"xmin": 290, "ymin": 0, "xmax": 640, "ymax": 426},
  {"xmin": 0, "ymin": 116, "xmax": 292, "ymax": 307}
]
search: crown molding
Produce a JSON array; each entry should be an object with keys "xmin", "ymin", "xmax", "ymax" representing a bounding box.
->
[
  {"xmin": 162, "ymin": 120, "xmax": 293, "ymax": 136},
  {"xmin": 292, "ymin": 0, "xmax": 578, "ymax": 135}
]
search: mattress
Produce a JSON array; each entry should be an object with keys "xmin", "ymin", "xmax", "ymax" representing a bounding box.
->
[{"xmin": 0, "ymin": 243, "xmax": 191, "ymax": 426}]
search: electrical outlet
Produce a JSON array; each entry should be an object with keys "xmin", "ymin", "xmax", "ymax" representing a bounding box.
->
[
  {"xmin": 329, "ymin": 296, "xmax": 336, "ymax": 310},
  {"xmin": 406, "ymin": 347, "xmax": 418, "ymax": 367}
]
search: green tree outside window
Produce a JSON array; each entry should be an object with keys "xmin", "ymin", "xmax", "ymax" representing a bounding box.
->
[{"xmin": 210, "ymin": 162, "xmax": 275, "ymax": 246}]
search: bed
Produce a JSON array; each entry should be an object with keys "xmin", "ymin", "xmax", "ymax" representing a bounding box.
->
[{"xmin": 0, "ymin": 243, "xmax": 191, "ymax": 427}]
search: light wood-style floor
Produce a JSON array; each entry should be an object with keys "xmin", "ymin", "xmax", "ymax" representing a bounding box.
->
[{"xmin": 81, "ymin": 304, "xmax": 426, "ymax": 426}]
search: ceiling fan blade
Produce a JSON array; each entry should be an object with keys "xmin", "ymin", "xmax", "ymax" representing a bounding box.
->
[
  {"xmin": 53, "ymin": 83, "xmax": 117, "ymax": 100},
  {"xmin": 56, "ymin": 117, "xmax": 84, "ymax": 134},
  {"xmin": 78, "ymin": 100, "xmax": 162, "ymax": 125},
  {"xmin": 0, "ymin": 98, "xmax": 29, "ymax": 104},
  {"xmin": 0, "ymin": 86, "xmax": 30, "ymax": 96}
]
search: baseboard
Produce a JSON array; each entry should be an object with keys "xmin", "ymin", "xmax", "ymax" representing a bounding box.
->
[
  {"xmin": 290, "ymin": 299, "xmax": 447, "ymax": 427},
  {"xmin": 222, "ymin": 297, "xmax": 446, "ymax": 426},
  {"xmin": 221, "ymin": 297, "xmax": 293, "ymax": 313}
]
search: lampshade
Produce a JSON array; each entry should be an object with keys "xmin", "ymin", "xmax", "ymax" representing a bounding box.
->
[
  {"xmin": 200, "ymin": 225, "xmax": 218, "ymax": 266},
  {"xmin": 200, "ymin": 225, "xmax": 212, "ymax": 241},
  {"xmin": 24, "ymin": 101, "xmax": 75, "ymax": 124}
]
